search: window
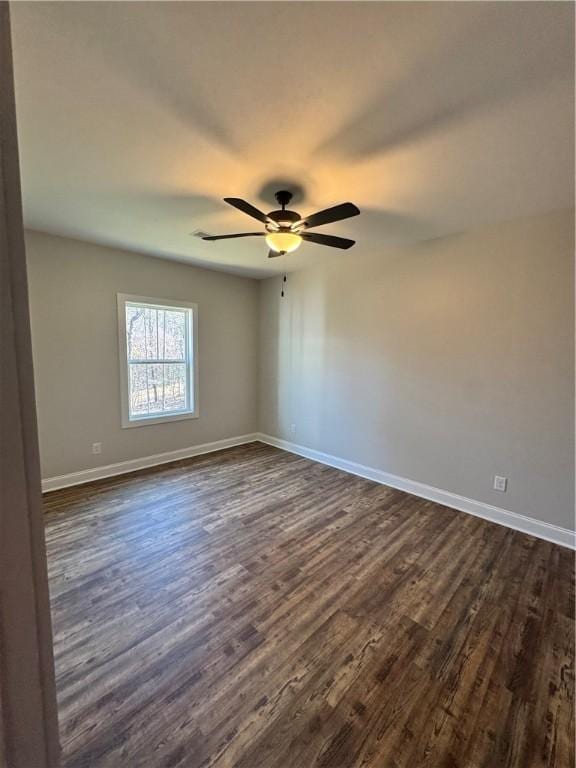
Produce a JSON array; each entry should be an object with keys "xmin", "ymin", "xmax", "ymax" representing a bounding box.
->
[{"xmin": 117, "ymin": 294, "xmax": 198, "ymax": 427}]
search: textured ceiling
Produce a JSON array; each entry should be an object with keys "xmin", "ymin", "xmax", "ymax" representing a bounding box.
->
[{"xmin": 11, "ymin": 1, "xmax": 574, "ymax": 278}]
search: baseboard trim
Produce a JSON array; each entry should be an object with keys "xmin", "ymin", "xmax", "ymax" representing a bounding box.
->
[
  {"xmin": 41, "ymin": 433, "xmax": 260, "ymax": 493},
  {"xmin": 256, "ymin": 433, "xmax": 575, "ymax": 550},
  {"xmin": 42, "ymin": 431, "xmax": 575, "ymax": 549}
]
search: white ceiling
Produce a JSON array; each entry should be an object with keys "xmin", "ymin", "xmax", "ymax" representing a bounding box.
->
[{"xmin": 11, "ymin": 1, "xmax": 574, "ymax": 279}]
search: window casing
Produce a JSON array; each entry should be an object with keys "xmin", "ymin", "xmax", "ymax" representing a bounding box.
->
[{"xmin": 117, "ymin": 294, "xmax": 198, "ymax": 427}]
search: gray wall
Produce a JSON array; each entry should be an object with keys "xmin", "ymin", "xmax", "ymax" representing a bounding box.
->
[
  {"xmin": 26, "ymin": 231, "xmax": 259, "ymax": 478},
  {"xmin": 259, "ymin": 209, "xmax": 574, "ymax": 530},
  {"xmin": 26, "ymin": 212, "xmax": 575, "ymax": 532}
]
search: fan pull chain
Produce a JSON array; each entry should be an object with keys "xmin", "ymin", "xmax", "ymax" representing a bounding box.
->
[{"xmin": 281, "ymin": 274, "xmax": 287, "ymax": 298}]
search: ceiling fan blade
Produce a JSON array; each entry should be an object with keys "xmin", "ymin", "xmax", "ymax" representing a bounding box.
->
[
  {"xmin": 298, "ymin": 202, "xmax": 360, "ymax": 229},
  {"xmin": 301, "ymin": 232, "xmax": 355, "ymax": 250},
  {"xmin": 224, "ymin": 198, "xmax": 275, "ymax": 226},
  {"xmin": 202, "ymin": 232, "xmax": 266, "ymax": 241}
]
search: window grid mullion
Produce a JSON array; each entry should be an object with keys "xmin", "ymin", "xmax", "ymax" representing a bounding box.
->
[{"xmin": 127, "ymin": 358, "xmax": 185, "ymax": 365}]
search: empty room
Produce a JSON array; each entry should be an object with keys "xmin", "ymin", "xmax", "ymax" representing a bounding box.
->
[{"xmin": 1, "ymin": 2, "xmax": 574, "ymax": 767}]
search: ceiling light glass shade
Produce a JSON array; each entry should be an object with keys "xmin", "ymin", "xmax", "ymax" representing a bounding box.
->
[{"xmin": 265, "ymin": 231, "xmax": 302, "ymax": 253}]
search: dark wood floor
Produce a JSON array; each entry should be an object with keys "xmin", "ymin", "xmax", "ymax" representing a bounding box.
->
[{"xmin": 43, "ymin": 442, "xmax": 574, "ymax": 768}]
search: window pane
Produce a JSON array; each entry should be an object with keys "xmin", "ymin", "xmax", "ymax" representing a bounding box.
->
[
  {"xmin": 126, "ymin": 306, "xmax": 159, "ymax": 361},
  {"xmin": 126, "ymin": 306, "xmax": 147, "ymax": 361},
  {"xmin": 164, "ymin": 310, "xmax": 186, "ymax": 361},
  {"xmin": 126, "ymin": 305, "xmax": 186, "ymax": 362},
  {"xmin": 163, "ymin": 363, "xmax": 187, "ymax": 412},
  {"xmin": 129, "ymin": 363, "xmax": 187, "ymax": 417}
]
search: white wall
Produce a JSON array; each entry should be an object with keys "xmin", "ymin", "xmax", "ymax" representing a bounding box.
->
[
  {"xmin": 259, "ymin": 209, "xmax": 574, "ymax": 531},
  {"xmin": 26, "ymin": 231, "xmax": 259, "ymax": 479}
]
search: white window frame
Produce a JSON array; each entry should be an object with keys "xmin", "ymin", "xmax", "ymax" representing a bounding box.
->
[{"xmin": 117, "ymin": 294, "xmax": 199, "ymax": 428}]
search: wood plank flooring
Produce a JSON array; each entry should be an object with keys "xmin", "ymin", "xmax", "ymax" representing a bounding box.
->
[{"xmin": 43, "ymin": 442, "xmax": 575, "ymax": 768}]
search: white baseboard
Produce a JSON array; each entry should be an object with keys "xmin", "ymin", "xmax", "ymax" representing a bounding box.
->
[
  {"xmin": 42, "ymin": 430, "xmax": 575, "ymax": 550},
  {"xmin": 256, "ymin": 433, "xmax": 575, "ymax": 550},
  {"xmin": 41, "ymin": 433, "xmax": 259, "ymax": 493}
]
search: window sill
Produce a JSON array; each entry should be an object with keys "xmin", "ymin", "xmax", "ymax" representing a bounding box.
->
[{"xmin": 121, "ymin": 410, "xmax": 199, "ymax": 429}]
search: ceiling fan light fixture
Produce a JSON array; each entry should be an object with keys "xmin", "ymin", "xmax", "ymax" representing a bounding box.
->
[{"xmin": 265, "ymin": 231, "xmax": 302, "ymax": 254}]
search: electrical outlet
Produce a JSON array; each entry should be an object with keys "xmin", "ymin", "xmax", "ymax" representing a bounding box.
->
[
  {"xmin": 290, "ymin": 423, "xmax": 296, "ymax": 434},
  {"xmin": 493, "ymin": 475, "xmax": 507, "ymax": 492},
  {"xmin": 92, "ymin": 442, "xmax": 102, "ymax": 455}
]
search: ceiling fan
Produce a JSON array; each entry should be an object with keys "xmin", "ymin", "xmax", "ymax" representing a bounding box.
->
[{"xmin": 202, "ymin": 190, "xmax": 360, "ymax": 258}]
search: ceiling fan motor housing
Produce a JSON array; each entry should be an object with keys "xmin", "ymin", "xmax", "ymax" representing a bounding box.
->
[{"xmin": 267, "ymin": 208, "xmax": 301, "ymax": 230}]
